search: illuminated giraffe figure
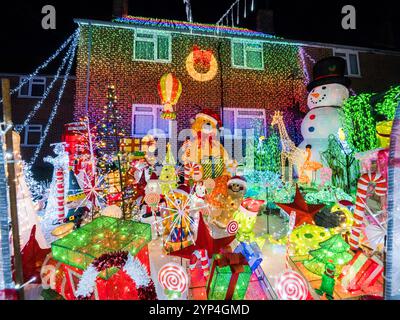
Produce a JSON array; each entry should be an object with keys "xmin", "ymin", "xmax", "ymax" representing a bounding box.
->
[{"xmin": 271, "ymin": 111, "xmax": 306, "ymax": 184}]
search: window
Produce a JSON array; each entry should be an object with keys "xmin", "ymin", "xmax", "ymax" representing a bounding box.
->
[
  {"xmin": 222, "ymin": 108, "xmax": 266, "ymax": 160},
  {"xmin": 132, "ymin": 105, "xmax": 171, "ymax": 137},
  {"xmin": 334, "ymin": 49, "xmax": 361, "ymax": 77},
  {"xmin": 14, "ymin": 125, "xmax": 43, "ymax": 147},
  {"xmin": 133, "ymin": 30, "xmax": 171, "ymax": 62},
  {"xmin": 18, "ymin": 77, "xmax": 46, "ymax": 98},
  {"xmin": 231, "ymin": 41, "xmax": 264, "ymax": 70}
]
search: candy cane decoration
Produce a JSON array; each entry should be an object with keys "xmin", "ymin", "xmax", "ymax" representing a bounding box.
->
[
  {"xmin": 350, "ymin": 172, "xmax": 387, "ymax": 251},
  {"xmin": 189, "ymin": 249, "xmax": 210, "ymax": 277},
  {"xmin": 56, "ymin": 168, "xmax": 65, "ymax": 223},
  {"xmin": 184, "ymin": 162, "xmax": 202, "ymax": 184}
]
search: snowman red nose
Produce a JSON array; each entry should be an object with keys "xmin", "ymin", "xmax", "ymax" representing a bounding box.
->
[{"xmin": 311, "ymin": 92, "xmax": 320, "ymax": 99}]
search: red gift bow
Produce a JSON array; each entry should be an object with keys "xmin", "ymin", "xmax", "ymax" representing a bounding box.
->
[
  {"xmin": 206, "ymin": 253, "xmax": 249, "ymax": 300},
  {"xmin": 193, "ymin": 45, "xmax": 213, "ymax": 69}
]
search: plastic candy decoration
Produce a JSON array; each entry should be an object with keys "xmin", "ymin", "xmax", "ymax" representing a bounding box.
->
[
  {"xmin": 226, "ymin": 220, "xmax": 239, "ymax": 235},
  {"xmin": 350, "ymin": 172, "xmax": 387, "ymax": 251},
  {"xmin": 186, "ymin": 45, "xmax": 218, "ymax": 82},
  {"xmin": 184, "ymin": 162, "xmax": 203, "ymax": 184},
  {"xmin": 275, "ymin": 270, "xmax": 309, "ymax": 300},
  {"xmin": 144, "ymin": 193, "xmax": 161, "ymax": 211},
  {"xmin": 158, "ymin": 262, "xmax": 189, "ymax": 299},
  {"xmin": 157, "ymin": 73, "xmax": 182, "ymax": 120},
  {"xmin": 203, "ymin": 178, "xmax": 216, "ymax": 194},
  {"xmin": 189, "ymin": 249, "xmax": 210, "ymax": 277}
]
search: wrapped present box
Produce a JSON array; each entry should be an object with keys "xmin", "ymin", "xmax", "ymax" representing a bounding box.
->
[
  {"xmin": 120, "ymin": 138, "xmax": 142, "ymax": 153},
  {"xmin": 206, "ymin": 253, "xmax": 251, "ymax": 300},
  {"xmin": 339, "ymin": 251, "xmax": 384, "ymax": 292},
  {"xmin": 51, "ymin": 216, "xmax": 151, "ymax": 280},
  {"xmin": 234, "ymin": 242, "xmax": 263, "ymax": 272}
]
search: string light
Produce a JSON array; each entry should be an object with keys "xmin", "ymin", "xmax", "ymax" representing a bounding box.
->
[
  {"xmin": 16, "ymin": 38, "xmax": 76, "ymax": 134},
  {"xmin": 29, "ymin": 29, "xmax": 80, "ymax": 165},
  {"xmin": 0, "ymin": 123, "xmax": 15, "ymax": 291},
  {"xmin": 0, "ymin": 30, "xmax": 77, "ymax": 103}
]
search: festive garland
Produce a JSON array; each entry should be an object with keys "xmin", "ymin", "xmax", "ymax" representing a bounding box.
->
[
  {"xmin": 186, "ymin": 51, "xmax": 218, "ymax": 82},
  {"xmin": 75, "ymin": 251, "xmax": 157, "ymax": 300},
  {"xmin": 375, "ymin": 85, "xmax": 400, "ymax": 121},
  {"xmin": 342, "ymin": 93, "xmax": 377, "ymax": 152}
]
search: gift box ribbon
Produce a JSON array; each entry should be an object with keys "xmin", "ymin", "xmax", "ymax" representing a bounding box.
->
[{"xmin": 206, "ymin": 253, "xmax": 248, "ymax": 300}]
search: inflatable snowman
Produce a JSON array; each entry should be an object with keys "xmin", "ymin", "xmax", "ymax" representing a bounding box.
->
[{"xmin": 299, "ymin": 57, "xmax": 351, "ymax": 164}]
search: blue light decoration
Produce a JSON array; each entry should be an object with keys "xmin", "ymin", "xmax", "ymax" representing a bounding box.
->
[
  {"xmin": 29, "ymin": 29, "xmax": 80, "ymax": 165},
  {"xmin": 0, "ymin": 123, "xmax": 14, "ymax": 292},
  {"xmin": 234, "ymin": 242, "xmax": 263, "ymax": 272},
  {"xmin": 385, "ymin": 100, "xmax": 400, "ymax": 300}
]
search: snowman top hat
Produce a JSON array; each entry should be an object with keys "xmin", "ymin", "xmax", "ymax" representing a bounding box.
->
[{"xmin": 307, "ymin": 57, "xmax": 351, "ymax": 92}]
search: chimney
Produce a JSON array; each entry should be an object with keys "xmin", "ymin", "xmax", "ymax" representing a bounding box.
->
[{"xmin": 112, "ymin": 0, "xmax": 129, "ymax": 18}]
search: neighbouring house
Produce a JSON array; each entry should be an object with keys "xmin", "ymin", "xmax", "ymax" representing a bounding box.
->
[
  {"xmin": 72, "ymin": 15, "xmax": 400, "ymax": 162},
  {"xmin": 0, "ymin": 73, "xmax": 75, "ymax": 178}
]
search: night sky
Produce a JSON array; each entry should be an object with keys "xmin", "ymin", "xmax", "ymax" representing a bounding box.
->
[{"xmin": 0, "ymin": 0, "xmax": 399, "ymax": 73}]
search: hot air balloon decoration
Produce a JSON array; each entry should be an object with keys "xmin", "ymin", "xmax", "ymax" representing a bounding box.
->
[{"xmin": 157, "ymin": 73, "xmax": 182, "ymax": 120}]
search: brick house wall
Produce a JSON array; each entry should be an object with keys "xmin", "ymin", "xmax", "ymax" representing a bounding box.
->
[
  {"xmin": 73, "ymin": 18, "xmax": 400, "ymax": 158},
  {"xmin": 0, "ymin": 74, "xmax": 75, "ymax": 179}
]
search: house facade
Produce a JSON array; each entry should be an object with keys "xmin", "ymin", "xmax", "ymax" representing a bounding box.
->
[
  {"xmin": 0, "ymin": 74, "xmax": 75, "ymax": 176},
  {"xmin": 73, "ymin": 16, "xmax": 400, "ymax": 161}
]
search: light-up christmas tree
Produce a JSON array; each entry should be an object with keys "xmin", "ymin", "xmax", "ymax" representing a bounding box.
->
[
  {"xmin": 96, "ymin": 85, "xmax": 127, "ymax": 217},
  {"xmin": 264, "ymin": 127, "xmax": 281, "ymax": 174},
  {"xmin": 303, "ymin": 234, "xmax": 353, "ymax": 277}
]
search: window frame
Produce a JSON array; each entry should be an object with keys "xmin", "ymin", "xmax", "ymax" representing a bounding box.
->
[
  {"xmin": 18, "ymin": 76, "xmax": 47, "ymax": 98},
  {"xmin": 231, "ymin": 40, "xmax": 265, "ymax": 71},
  {"xmin": 14, "ymin": 124, "xmax": 43, "ymax": 147},
  {"xmin": 222, "ymin": 107, "xmax": 267, "ymax": 134},
  {"xmin": 133, "ymin": 29, "xmax": 172, "ymax": 63},
  {"xmin": 131, "ymin": 104, "xmax": 172, "ymax": 138},
  {"xmin": 333, "ymin": 49, "xmax": 361, "ymax": 77}
]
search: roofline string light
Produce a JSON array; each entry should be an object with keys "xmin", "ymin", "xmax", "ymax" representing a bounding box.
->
[
  {"xmin": 0, "ymin": 29, "xmax": 78, "ymax": 104},
  {"xmin": 16, "ymin": 40, "xmax": 76, "ymax": 134},
  {"xmin": 29, "ymin": 29, "xmax": 80, "ymax": 165}
]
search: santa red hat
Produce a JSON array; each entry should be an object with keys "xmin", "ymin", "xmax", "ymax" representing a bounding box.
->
[
  {"xmin": 195, "ymin": 109, "xmax": 222, "ymax": 127},
  {"xmin": 228, "ymin": 176, "xmax": 247, "ymax": 188},
  {"xmin": 240, "ymin": 198, "xmax": 265, "ymax": 217},
  {"xmin": 149, "ymin": 172, "xmax": 158, "ymax": 181},
  {"xmin": 175, "ymin": 184, "xmax": 191, "ymax": 195}
]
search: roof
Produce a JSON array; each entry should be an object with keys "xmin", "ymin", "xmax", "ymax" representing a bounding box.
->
[
  {"xmin": 113, "ymin": 15, "xmax": 278, "ymax": 40},
  {"xmin": 74, "ymin": 16, "xmax": 400, "ymax": 56}
]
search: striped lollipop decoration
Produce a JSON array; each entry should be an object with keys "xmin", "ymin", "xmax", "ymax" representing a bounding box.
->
[
  {"xmin": 144, "ymin": 193, "xmax": 161, "ymax": 210},
  {"xmin": 158, "ymin": 263, "xmax": 188, "ymax": 299},
  {"xmin": 226, "ymin": 220, "xmax": 239, "ymax": 235},
  {"xmin": 275, "ymin": 270, "xmax": 309, "ymax": 300}
]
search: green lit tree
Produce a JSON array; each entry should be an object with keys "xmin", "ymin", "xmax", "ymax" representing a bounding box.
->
[
  {"xmin": 264, "ymin": 127, "xmax": 281, "ymax": 174},
  {"xmin": 303, "ymin": 234, "xmax": 353, "ymax": 277},
  {"xmin": 321, "ymin": 135, "xmax": 359, "ymax": 194}
]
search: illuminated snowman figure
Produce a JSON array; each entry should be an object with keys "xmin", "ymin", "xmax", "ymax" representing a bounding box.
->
[{"xmin": 299, "ymin": 57, "xmax": 351, "ymax": 164}]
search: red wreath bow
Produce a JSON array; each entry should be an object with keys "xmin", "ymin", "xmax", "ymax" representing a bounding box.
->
[{"xmin": 193, "ymin": 45, "xmax": 213, "ymax": 69}]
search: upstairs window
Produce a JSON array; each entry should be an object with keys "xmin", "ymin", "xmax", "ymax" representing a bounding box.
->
[
  {"xmin": 133, "ymin": 30, "xmax": 171, "ymax": 62},
  {"xmin": 18, "ymin": 77, "xmax": 46, "ymax": 98},
  {"xmin": 334, "ymin": 49, "xmax": 361, "ymax": 77},
  {"xmin": 231, "ymin": 41, "xmax": 264, "ymax": 70}
]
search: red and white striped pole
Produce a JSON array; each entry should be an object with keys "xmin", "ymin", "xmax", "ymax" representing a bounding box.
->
[
  {"xmin": 350, "ymin": 172, "xmax": 387, "ymax": 251},
  {"xmin": 55, "ymin": 168, "xmax": 65, "ymax": 223}
]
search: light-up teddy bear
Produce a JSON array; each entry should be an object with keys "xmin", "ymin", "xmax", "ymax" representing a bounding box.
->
[
  {"xmin": 299, "ymin": 57, "xmax": 351, "ymax": 164},
  {"xmin": 179, "ymin": 109, "xmax": 229, "ymax": 179}
]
